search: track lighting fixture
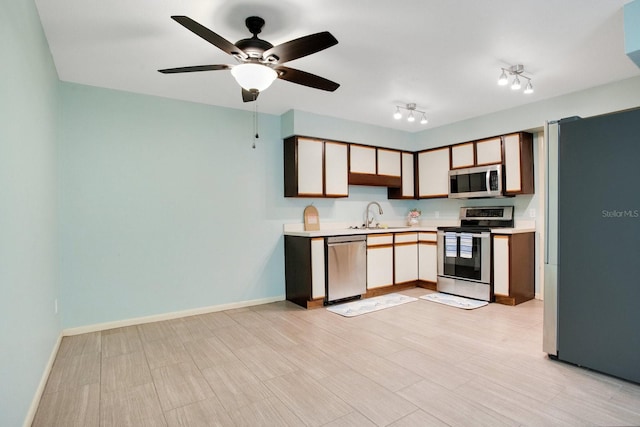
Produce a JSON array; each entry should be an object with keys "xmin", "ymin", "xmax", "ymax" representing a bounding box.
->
[
  {"xmin": 497, "ymin": 64, "xmax": 533, "ymax": 94},
  {"xmin": 393, "ymin": 103, "xmax": 428, "ymax": 124}
]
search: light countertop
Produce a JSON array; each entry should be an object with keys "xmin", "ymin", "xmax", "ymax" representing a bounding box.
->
[{"xmin": 283, "ymin": 220, "xmax": 536, "ymax": 238}]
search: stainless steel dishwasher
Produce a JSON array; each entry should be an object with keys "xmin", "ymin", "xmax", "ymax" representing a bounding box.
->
[{"xmin": 325, "ymin": 235, "xmax": 367, "ymax": 304}]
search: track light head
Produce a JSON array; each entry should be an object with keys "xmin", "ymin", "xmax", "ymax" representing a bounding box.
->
[
  {"xmin": 524, "ymin": 81, "xmax": 534, "ymax": 94},
  {"xmin": 511, "ymin": 76, "xmax": 521, "ymax": 90},
  {"xmin": 498, "ymin": 70, "xmax": 508, "ymax": 86}
]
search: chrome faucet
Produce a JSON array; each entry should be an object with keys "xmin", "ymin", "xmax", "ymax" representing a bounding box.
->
[{"xmin": 364, "ymin": 201, "xmax": 383, "ymax": 228}]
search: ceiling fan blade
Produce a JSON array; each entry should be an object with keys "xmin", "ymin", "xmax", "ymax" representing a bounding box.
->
[
  {"xmin": 242, "ymin": 88, "xmax": 259, "ymax": 102},
  {"xmin": 158, "ymin": 64, "xmax": 231, "ymax": 74},
  {"xmin": 275, "ymin": 66, "xmax": 339, "ymax": 91},
  {"xmin": 171, "ymin": 16, "xmax": 248, "ymax": 59},
  {"xmin": 263, "ymin": 32, "xmax": 337, "ymax": 64}
]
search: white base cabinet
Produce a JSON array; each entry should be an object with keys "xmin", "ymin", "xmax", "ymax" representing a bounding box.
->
[
  {"xmin": 394, "ymin": 232, "xmax": 419, "ymax": 284},
  {"xmin": 310, "ymin": 238, "xmax": 326, "ymax": 299},
  {"xmin": 366, "ymin": 234, "xmax": 394, "ymax": 289},
  {"xmin": 418, "ymin": 232, "xmax": 438, "ymax": 283}
]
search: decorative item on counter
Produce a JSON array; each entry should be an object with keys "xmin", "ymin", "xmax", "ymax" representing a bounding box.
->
[
  {"xmin": 303, "ymin": 205, "xmax": 320, "ymax": 231},
  {"xmin": 407, "ymin": 208, "xmax": 421, "ymax": 226}
]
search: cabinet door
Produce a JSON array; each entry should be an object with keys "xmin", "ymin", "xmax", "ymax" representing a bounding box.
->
[
  {"xmin": 451, "ymin": 142, "xmax": 475, "ymax": 169},
  {"xmin": 418, "ymin": 147, "xmax": 450, "ymax": 198},
  {"xmin": 350, "ymin": 145, "xmax": 377, "ymax": 174},
  {"xmin": 367, "ymin": 246, "xmax": 394, "ymax": 289},
  {"xmin": 310, "ymin": 238, "xmax": 326, "ymax": 299},
  {"xmin": 377, "ymin": 149, "xmax": 401, "ymax": 177},
  {"xmin": 401, "ymin": 152, "xmax": 415, "ymax": 198},
  {"xmin": 395, "ymin": 244, "xmax": 418, "ymax": 284},
  {"xmin": 493, "ymin": 235, "xmax": 510, "ymax": 296},
  {"xmin": 503, "ymin": 134, "xmax": 522, "ymax": 193},
  {"xmin": 418, "ymin": 232, "xmax": 438, "ymax": 282},
  {"xmin": 476, "ymin": 137, "xmax": 502, "ymax": 165},
  {"xmin": 297, "ymin": 138, "xmax": 324, "ymax": 196},
  {"xmin": 324, "ymin": 141, "xmax": 349, "ymax": 197},
  {"xmin": 394, "ymin": 233, "xmax": 418, "ymax": 284}
]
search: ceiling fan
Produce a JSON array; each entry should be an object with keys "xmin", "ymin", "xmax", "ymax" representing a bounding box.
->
[{"xmin": 158, "ymin": 15, "xmax": 340, "ymax": 102}]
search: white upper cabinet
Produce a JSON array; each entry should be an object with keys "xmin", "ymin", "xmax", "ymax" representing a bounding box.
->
[
  {"xmin": 377, "ymin": 149, "xmax": 401, "ymax": 177},
  {"xmin": 349, "ymin": 145, "xmax": 376, "ymax": 174},
  {"xmin": 417, "ymin": 147, "xmax": 450, "ymax": 198},
  {"xmin": 503, "ymin": 132, "xmax": 534, "ymax": 195},
  {"xmin": 475, "ymin": 137, "xmax": 502, "ymax": 165},
  {"xmin": 324, "ymin": 141, "xmax": 349, "ymax": 197},
  {"xmin": 296, "ymin": 138, "xmax": 324, "ymax": 196},
  {"xmin": 284, "ymin": 136, "xmax": 348, "ymax": 198},
  {"xmin": 451, "ymin": 142, "xmax": 475, "ymax": 169},
  {"xmin": 452, "ymin": 137, "xmax": 502, "ymax": 169}
]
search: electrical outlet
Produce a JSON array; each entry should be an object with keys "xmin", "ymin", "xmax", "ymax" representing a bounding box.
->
[
  {"xmin": 529, "ymin": 208, "xmax": 536, "ymax": 218},
  {"xmin": 54, "ymin": 299, "xmax": 58, "ymax": 315},
  {"xmin": 435, "ymin": 211, "xmax": 440, "ymax": 218}
]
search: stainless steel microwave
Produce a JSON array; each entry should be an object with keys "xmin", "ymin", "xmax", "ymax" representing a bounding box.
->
[{"xmin": 448, "ymin": 164, "xmax": 504, "ymax": 199}]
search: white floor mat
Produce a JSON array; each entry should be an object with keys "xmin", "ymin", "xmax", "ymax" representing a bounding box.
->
[
  {"xmin": 327, "ymin": 293, "xmax": 418, "ymax": 317},
  {"xmin": 420, "ymin": 292, "xmax": 488, "ymax": 309}
]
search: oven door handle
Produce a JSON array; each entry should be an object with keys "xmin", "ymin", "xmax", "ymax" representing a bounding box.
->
[{"xmin": 439, "ymin": 231, "xmax": 489, "ymax": 238}]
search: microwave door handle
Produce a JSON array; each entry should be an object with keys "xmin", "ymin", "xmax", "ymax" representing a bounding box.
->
[{"xmin": 486, "ymin": 169, "xmax": 491, "ymax": 192}]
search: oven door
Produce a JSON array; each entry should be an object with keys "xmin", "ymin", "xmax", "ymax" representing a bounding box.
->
[{"xmin": 437, "ymin": 230, "xmax": 491, "ymax": 284}]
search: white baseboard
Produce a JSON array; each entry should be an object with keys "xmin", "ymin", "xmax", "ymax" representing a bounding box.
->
[
  {"xmin": 23, "ymin": 332, "xmax": 63, "ymax": 427},
  {"xmin": 62, "ymin": 295, "xmax": 286, "ymax": 336}
]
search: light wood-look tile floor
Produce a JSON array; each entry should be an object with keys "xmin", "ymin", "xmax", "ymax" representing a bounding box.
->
[{"xmin": 33, "ymin": 288, "xmax": 640, "ymax": 426}]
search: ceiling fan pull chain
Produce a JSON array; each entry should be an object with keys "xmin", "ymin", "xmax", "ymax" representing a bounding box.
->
[{"xmin": 253, "ymin": 100, "xmax": 259, "ymax": 149}]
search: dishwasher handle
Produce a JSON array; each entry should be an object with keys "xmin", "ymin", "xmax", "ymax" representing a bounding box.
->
[{"xmin": 326, "ymin": 235, "xmax": 367, "ymax": 244}]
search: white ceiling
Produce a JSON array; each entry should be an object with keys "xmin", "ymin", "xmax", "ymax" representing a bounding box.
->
[{"xmin": 35, "ymin": 0, "xmax": 639, "ymax": 132}]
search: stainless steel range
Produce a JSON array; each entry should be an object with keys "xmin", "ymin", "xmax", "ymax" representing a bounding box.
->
[{"xmin": 437, "ymin": 206, "xmax": 514, "ymax": 301}]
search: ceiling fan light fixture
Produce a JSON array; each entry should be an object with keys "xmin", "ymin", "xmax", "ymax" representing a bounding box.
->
[
  {"xmin": 407, "ymin": 111, "xmax": 415, "ymax": 122},
  {"xmin": 231, "ymin": 63, "xmax": 278, "ymax": 92},
  {"xmin": 393, "ymin": 107, "xmax": 402, "ymax": 120},
  {"xmin": 420, "ymin": 113, "xmax": 428, "ymax": 124}
]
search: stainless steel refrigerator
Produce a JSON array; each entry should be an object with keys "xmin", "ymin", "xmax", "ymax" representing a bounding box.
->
[{"xmin": 543, "ymin": 107, "xmax": 640, "ymax": 383}]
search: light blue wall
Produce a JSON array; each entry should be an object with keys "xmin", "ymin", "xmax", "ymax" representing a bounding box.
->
[
  {"xmin": 281, "ymin": 109, "xmax": 415, "ymax": 151},
  {"xmin": 0, "ymin": 1, "xmax": 61, "ymax": 426},
  {"xmin": 57, "ymin": 84, "xmax": 416, "ymax": 328},
  {"xmin": 58, "ymin": 84, "xmax": 285, "ymax": 327}
]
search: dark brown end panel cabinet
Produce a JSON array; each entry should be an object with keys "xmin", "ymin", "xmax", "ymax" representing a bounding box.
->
[
  {"xmin": 284, "ymin": 236, "xmax": 326, "ymax": 308},
  {"xmin": 493, "ymin": 232, "xmax": 535, "ymax": 305}
]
